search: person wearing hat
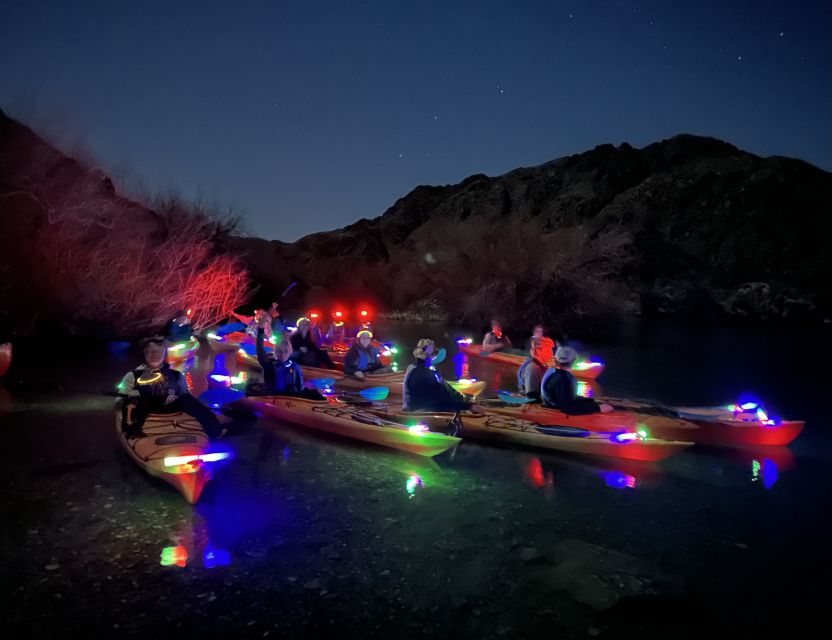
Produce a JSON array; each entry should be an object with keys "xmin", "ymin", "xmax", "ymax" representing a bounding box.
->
[
  {"xmin": 120, "ymin": 336, "xmax": 223, "ymax": 439},
  {"xmin": 482, "ymin": 319, "xmax": 512, "ymax": 353},
  {"xmin": 343, "ymin": 330, "xmax": 386, "ymax": 378},
  {"xmin": 517, "ymin": 337, "xmax": 549, "ymax": 399},
  {"xmin": 250, "ymin": 315, "xmax": 324, "ymax": 399},
  {"xmin": 403, "ymin": 339, "xmax": 485, "ymax": 413},
  {"xmin": 540, "ymin": 346, "xmax": 614, "ymax": 415},
  {"xmin": 167, "ymin": 310, "xmax": 193, "ymax": 340},
  {"xmin": 291, "ymin": 317, "xmax": 336, "ymax": 369}
]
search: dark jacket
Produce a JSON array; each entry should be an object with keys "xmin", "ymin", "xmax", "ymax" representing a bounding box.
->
[
  {"xmin": 343, "ymin": 343, "xmax": 382, "ymax": 376},
  {"xmin": 257, "ymin": 328, "xmax": 304, "ymax": 394},
  {"xmin": 540, "ymin": 367, "xmax": 600, "ymax": 415},
  {"xmin": 291, "ymin": 330, "xmax": 321, "ymax": 354},
  {"xmin": 517, "ymin": 357, "xmax": 546, "ymax": 399},
  {"xmin": 403, "ymin": 359, "xmax": 469, "ymax": 412}
]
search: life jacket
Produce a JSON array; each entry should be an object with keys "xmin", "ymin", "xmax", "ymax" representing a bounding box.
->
[
  {"xmin": 271, "ymin": 358, "xmax": 302, "ymax": 394},
  {"xmin": 517, "ymin": 358, "xmax": 546, "ymax": 394},
  {"xmin": 132, "ymin": 364, "xmax": 181, "ymax": 398},
  {"xmin": 353, "ymin": 344, "xmax": 380, "ymax": 371}
]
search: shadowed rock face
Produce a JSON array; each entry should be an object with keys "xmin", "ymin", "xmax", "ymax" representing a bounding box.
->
[{"xmin": 236, "ymin": 134, "xmax": 832, "ymax": 329}]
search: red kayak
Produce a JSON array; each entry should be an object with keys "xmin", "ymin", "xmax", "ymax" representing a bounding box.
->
[
  {"xmin": 0, "ymin": 343, "xmax": 11, "ymax": 377},
  {"xmin": 460, "ymin": 343, "xmax": 605, "ymax": 380},
  {"xmin": 603, "ymin": 398, "xmax": 804, "ymax": 447}
]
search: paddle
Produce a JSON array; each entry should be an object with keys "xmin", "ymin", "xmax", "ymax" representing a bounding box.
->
[
  {"xmin": 324, "ymin": 386, "xmax": 390, "ymax": 402},
  {"xmin": 497, "ymin": 390, "xmax": 536, "ymax": 405},
  {"xmin": 431, "ymin": 347, "xmax": 447, "ymax": 365}
]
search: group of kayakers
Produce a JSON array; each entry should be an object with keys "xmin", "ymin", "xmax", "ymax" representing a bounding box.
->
[
  {"xmin": 483, "ymin": 318, "xmax": 612, "ymax": 415},
  {"xmin": 119, "ymin": 307, "xmax": 604, "ymax": 440}
]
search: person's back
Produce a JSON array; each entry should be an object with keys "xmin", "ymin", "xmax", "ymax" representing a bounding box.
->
[
  {"xmin": 517, "ymin": 359, "xmax": 545, "ymax": 399},
  {"xmin": 403, "ymin": 339, "xmax": 471, "ymax": 413},
  {"xmin": 540, "ymin": 346, "xmax": 610, "ymax": 415}
]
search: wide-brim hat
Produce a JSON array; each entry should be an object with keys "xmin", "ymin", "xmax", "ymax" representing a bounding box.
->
[{"xmin": 413, "ymin": 338, "xmax": 435, "ymax": 359}]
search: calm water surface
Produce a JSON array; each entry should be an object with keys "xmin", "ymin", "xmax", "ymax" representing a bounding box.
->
[{"xmin": 1, "ymin": 319, "xmax": 829, "ymax": 638}]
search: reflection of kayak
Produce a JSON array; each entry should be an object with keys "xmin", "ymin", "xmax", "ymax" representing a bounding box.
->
[
  {"xmin": 238, "ymin": 395, "xmax": 459, "ymax": 457},
  {"xmin": 0, "ymin": 343, "xmax": 11, "ymax": 376},
  {"xmin": 369, "ymin": 408, "xmax": 690, "ymax": 462},
  {"xmin": 461, "ymin": 344, "xmax": 604, "ymax": 380},
  {"xmin": 166, "ymin": 336, "xmax": 199, "ymax": 363},
  {"xmin": 114, "ymin": 410, "xmax": 229, "ymax": 503},
  {"xmin": 604, "ymin": 397, "xmax": 804, "ymax": 447}
]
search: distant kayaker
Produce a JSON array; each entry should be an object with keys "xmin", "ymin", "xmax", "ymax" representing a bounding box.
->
[
  {"xmin": 269, "ymin": 302, "xmax": 284, "ymax": 335},
  {"xmin": 120, "ymin": 337, "xmax": 222, "ymax": 439},
  {"xmin": 482, "ymin": 320, "xmax": 511, "ymax": 353},
  {"xmin": 253, "ymin": 317, "xmax": 322, "ymax": 398},
  {"xmin": 291, "ymin": 317, "xmax": 336, "ymax": 369},
  {"xmin": 517, "ymin": 338, "xmax": 548, "ymax": 399},
  {"xmin": 326, "ymin": 310, "xmax": 348, "ymax": 345},
  {"xmin": 343, "ymin": 330, "xmax": 386, "ymax": 379},
  {"xmin": 527, "ymin": 324, "xmax": 556, "ymax": 362},
  {"xmin": 307, "ymin": 311, "xmax": 325, "ymax": 345},
  {"xmin": 540, "ymin": 346, "xmax": 614, "ymax": 415},
  {"xmin": 167, "ymin": 310, "xmax": 193, "ymax": 340},
  {"xmin": 403, "ymin": 339, "xmax": 485, "ymax": 414}
]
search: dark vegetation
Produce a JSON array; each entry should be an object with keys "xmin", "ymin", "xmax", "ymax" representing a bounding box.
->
[{"xmin": 0, "ymin": 109, "xmax": 249, "ymax": 338}]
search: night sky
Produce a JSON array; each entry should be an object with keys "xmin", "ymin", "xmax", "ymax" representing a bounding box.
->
[{"xmin": 2, "ymin": 0, "xmax": 830, "ymax": 241}]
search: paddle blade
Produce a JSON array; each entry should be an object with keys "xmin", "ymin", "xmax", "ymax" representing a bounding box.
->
[
  {"xmin": 358, "ymin": 386, "xmax": 390, "ymax": 401},
  {"xmin": 432, "ymin": 347, "xmax": 447, "ymax": 365},
  {"xmin": 498, "ymin": 390, "xmax": 535, "ymax": 405}
]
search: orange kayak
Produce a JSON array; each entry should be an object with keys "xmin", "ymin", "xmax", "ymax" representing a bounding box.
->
[
  {"xmin": 604, "ymin": 397, "xmax": 804, "ymax": 447},
  {"xmin": 115, "ymin": 410, "xmax": 231, "ymax": 503},
  {"xmin": 0, "ymin": 343, "xmax": 11, "ymax": 377},
  {"xmin": 238, "ymin": 395, "xmax": 459, "ymax": 457},
  {"xmin": 367, "ymin": 408, "xmax": 690, "ymax": 462},
  {"xmin": 461, "ymin": 344, "xmax": 605, "ymax": 380}
]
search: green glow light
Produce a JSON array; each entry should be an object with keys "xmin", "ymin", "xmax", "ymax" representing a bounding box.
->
[{"xmin": 160, "ymin": 545, "xmax": 188, "ymax": 567}]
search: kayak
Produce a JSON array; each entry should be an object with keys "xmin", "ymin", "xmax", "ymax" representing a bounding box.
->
[
  {"xmin": 460, "ymin": 344, "xmax": 605, "ymax": 380},
  {"xmin": 0, "ymin": 343, "xmax": 11, "ymax": 377},
  {"xmin": 166, "ymin": 336, "xmax": 199, "ymax": 363},
  {"xmin": 236, "ymin": 343, "xmax": 406, "ymax": 389},
  {"xmin": 114, "ymin": 410, "xmax": 230, "ymax": 503},
  {"xmin": 604, "ymin": 397, "xmax": 804, "ymax": 447},
  {"xmin": 482, "ymin": 400, "xmax": 639, "ymax": 432},
  {"xmin": 366, "ymin": 408, "xmax": 690, "ymax": 462},
  {"xmin": 325, "ymin": 341, "xmax": 396, "ymax": 367},
  {"xmin": 238, "ymin": 395, "xmax": 459, "ymax": 457},
  {"xmin": 299, "ymin": 364, "xmax": 406, "ymax": 392}
]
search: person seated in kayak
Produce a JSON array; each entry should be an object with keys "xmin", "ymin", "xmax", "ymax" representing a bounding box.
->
[
  {"xmin": 252, "ymin": 318, "xmax": 323, "ymax": 399},
  {"xmin": 482, "ymin": 320, "xmax": 511, "ymax": 353},
  {"xmin": 269, "ymin": 302, "xmax": 285, "ymax": 335},
  {"xmin": 517, "ymin": 338, "xmax": 549, "ymax": 400},
  {"xmin": 343, "ymin": 330, "xmax": 387, "ymax": 379},
  {"xmin": 403, "ymin": 339, "xmax": 485, "ymax": 414},
  {"xmin": 540, "ymin": 346, "xmax": 613, "ymax": 415},
  {"xmin": 232, "ymin": 308, "xmax": 272, "ymax": 340},
  {"xmin": 307, "ymin": 312, "xmax": 325, "ymax": 345},
  {"xmin": 326, "ymin": 313, "xmax": 348, "ymax": 345},
  {"xmin": 527, "ymin": 324, "xmax": 556, "ymax": 356},
  {"xmin": 120, "ymin": 337, "xmax": 222, "ymax": 439},
  {"xmin": 291, "ymin": 317, "xmax": 336, "ymax": 369},
  {"xmin": 167, "ymin": 310, "xmax": 193, "ymax": 340}
]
